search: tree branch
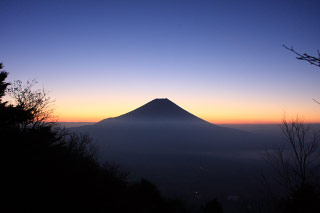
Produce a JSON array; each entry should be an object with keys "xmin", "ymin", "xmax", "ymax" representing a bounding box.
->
[{"xmin": 283, "ymin": 45, "xmax": 320, "ymax": 68}]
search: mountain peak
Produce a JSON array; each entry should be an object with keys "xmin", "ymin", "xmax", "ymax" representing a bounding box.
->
[
  {"xmin": 149, "ymin": 98, "xmax": 172, "ymax": 104},
  {"xmin": 147, "ymin": 98, "xmax": 174, "ymax": 105},
  {"xmin": 99, "ymin": 98, "xmax": 206, "ymax": 124}
]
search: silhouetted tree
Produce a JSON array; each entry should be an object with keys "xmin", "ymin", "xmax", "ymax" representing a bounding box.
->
[
  {"xmin": 265, "ymin": 117, "xmax": 320, "ymax": 212},
  {"xmin": 1, "ymin": 63, "xmax": 189, "ymax": 213},
  {"xmin": 6, "ymin": 79, "xmax": 54, "ymax": 128},
  {"xmin": 258, "ymin": 45, "xmax": 320, "ymax": 212},
  {"xmin": 202, "ymin": 199, "xmax": 224, "ymax": 213},
  {"xmin": 0, "ymin": 63, "xmax": 9, "ymax": 103},
  {"xmin": 0, "ymin": 64, "xmax": 33, "ymax": 129}
]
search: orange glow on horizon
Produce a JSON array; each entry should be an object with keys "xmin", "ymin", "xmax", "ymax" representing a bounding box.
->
[
  {"xmin": 57, "ymin": 116, "xmax": 320, "ymax": 124},
  {"xmin": 54, "ymin": 96, "xmax": 320, "ymax": 124}
]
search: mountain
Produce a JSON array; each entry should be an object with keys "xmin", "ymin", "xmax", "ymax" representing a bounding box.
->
[
  {"xmin": 98, "ymin": 98, "xmax": 206, "ymax": 124},
  {"xmin": 71, "ymin": 98, "xmax": 281, "ymax": 203},
  {"xmin": 72, "ymin": 98, "xmax": 275, "ymax": 156}
]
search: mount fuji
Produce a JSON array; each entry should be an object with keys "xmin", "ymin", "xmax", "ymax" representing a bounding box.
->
[{"xmin": 72, "ymin": 98, "xmax": 271, "ymax": 157}]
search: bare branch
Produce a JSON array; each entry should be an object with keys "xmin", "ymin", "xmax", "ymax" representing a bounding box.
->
[
  {"xmin": 283, "ymin": 45, "xmax": 320, "ymax": 68},
  {"xmin": 7, "ymin": 80, "xmax": 55, "ymax": 128},
  {"xmin": 312, "ymin": 98, "xmax": 320, "ymax": 105}
]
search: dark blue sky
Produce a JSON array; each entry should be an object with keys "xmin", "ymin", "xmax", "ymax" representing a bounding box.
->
[{"xmin": 1, "ymin": 0, "xmax": 320, "ymax": 123}]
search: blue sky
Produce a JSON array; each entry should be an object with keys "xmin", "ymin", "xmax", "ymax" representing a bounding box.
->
[{"xmin": 1, "ymin": 0, "xmax": 320, "ymax": 123}]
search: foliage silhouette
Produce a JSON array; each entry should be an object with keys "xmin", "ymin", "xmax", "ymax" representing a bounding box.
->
[
  {"xmin": 7, "ymin": 79, "xmax": 54, "ymax": 128},
  {"xmin": 202, "ymin": 199, "xmax": 224, "ymax": 213},
  {"xmin": 1, "ymin": 64, "xmax": 188, "ymax": 213},
  {"xmin": 278, "ymin": 183, "xmax": 320, "ymax": 213}
]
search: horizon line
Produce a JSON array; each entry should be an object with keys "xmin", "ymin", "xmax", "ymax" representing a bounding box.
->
[{"xmin": 56, "ymin": 120, "xmax": 320, "ymax": 125}]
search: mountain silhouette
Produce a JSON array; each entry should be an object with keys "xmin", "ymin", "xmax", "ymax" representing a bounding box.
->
[
  {"xmin": 72, "ymin": 98, "xmax": 275, "ymax": 155},
  {"xmin": 98, "ymin": 98, "xmax": 206, "ymax": 124}
]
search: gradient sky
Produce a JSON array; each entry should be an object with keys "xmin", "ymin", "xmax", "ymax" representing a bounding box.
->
[{"xmin": 1, "ymin": 0, "xmax": 320, "ymax": 123}]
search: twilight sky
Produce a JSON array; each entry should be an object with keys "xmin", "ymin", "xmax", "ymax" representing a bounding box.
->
[{"xmin": 1, "ymin": 0, "xmax": 320, "ymax": 123}]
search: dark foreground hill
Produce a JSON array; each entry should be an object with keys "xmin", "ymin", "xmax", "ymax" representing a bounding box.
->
[{"xmin": 0, "ymin": 67, "xmax": 188, "ymax": 213}]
